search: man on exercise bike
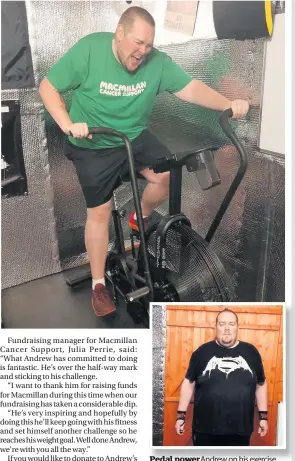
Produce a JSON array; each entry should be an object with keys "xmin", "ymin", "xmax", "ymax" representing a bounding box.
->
[{"xmin": 39, "ymin": 6, "xmax": 249, "ymax": 317}]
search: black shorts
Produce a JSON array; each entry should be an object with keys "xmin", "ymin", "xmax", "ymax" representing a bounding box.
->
[
  {"xmin": 192, "ymin": 432, "xmax": 251, "ymax": 446},
  {"xmin": 64, "ymin": 129, "xmax": 172, "ymax": 208}
]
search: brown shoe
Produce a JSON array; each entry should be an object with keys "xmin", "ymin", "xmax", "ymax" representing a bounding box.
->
[{"xmin": 92, "ymin": 284, "xmax": 116, "ymax": 316}]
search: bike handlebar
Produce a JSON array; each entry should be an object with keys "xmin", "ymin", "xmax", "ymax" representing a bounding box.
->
[
  {"xmin": 88, "ymin": 127, "xmax": 153, "ymax": 298},
  {"xmin": 205, "ymin": 108, "xmax": 249, "ymax": 242},
  {"xmin": 88, "ymin": 127, "xmax": 126, "ymax": 138},
  {"xmin": 219, "ymin": 108, "xmax": 234, "ymax": 135},
  {"xmin": 218, "ymin": 108, "xmax": 248, "ymax": 173}
]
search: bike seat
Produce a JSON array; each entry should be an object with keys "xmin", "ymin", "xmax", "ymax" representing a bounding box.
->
[
  {"xmin": 151, "ymin": 146, "xmax": 221, "ymax": 190},
  {"xmin": 115, "ymin": 146, "xmax": 220, "ymax": 191},
  {"xmin": 174, "ymin": 146, "xmax": 218, "ymax": 163}
]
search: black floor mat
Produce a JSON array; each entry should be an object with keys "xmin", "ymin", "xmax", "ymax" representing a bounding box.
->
[{"xmin": 1, "ymin": 272, "xmax": 147, "ymax": 329}]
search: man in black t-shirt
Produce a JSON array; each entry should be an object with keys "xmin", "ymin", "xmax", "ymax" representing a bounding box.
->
[{"xmin": 175, "ymin": 309, "xmax": 268, "ymax": 446}]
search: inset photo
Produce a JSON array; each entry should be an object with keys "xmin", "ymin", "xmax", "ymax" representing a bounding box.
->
[{"xmin": 152, "ymin": 303, "xmax": 285, "ymax": 448}]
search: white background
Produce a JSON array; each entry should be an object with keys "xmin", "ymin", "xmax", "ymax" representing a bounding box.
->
[{"xmin": 259, "ymin": 13, "xmax": 285, "ymax": 155}]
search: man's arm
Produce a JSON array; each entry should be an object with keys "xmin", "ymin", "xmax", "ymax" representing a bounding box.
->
[
  {"xmin": 256, "ymin": 381, "xmax": 268, "ymax": 437},
  {"xmin": 174, "ymin": 80, "xmax": 249, "ymax": 118},
  {"xmin": 39, "ymin": 78, "xmax": 72, "ymax": 134},
  {"xmin": 178, "ymin": 378, "xmax": 195, "ymax": 411},
  {"xmin": 175, "ymin": 378, "xmax": 195, "ymax": 435},
  {"xmin": 39, "ymin": 78, "xmax": 90, "ymax": 138},
  {"xmin": 256, "ymin": 381, "xmax": 268, "ymax": 410}
]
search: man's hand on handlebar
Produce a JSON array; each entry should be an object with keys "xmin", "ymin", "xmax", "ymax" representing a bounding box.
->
[
  {"xmin": 65, "ymin": 122, "xmax": 92, "ymax": 139},
  {"xmin": 229, "ymin": 99, "xmax": 249, "ymax": 119}
]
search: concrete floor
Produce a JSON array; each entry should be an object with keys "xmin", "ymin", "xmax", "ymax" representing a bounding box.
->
[{"xmin": 1, "ymin": 271, "xmax": 148, "ymax": 329}]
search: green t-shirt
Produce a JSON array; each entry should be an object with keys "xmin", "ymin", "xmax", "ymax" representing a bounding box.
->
[{"xmin": 46, "ymin": 32, "xmax": 192, "ymax": 149}]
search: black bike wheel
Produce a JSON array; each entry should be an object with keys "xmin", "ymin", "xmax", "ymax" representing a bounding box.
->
[{"xmin": 138, "ymin": 223, "xmax": 235, "ymax": 302}]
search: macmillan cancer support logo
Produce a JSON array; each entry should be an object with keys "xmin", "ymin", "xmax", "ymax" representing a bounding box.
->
[{"xmin": 100, "ymin": 80, "xmax": 146, "ymax": 97}]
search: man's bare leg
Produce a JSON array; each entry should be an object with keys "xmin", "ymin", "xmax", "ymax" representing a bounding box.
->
[
  {"xmin": 85, "ymin": 200, "xmax": 112, "ymax": 281},
  {"xmin": 139, "ymin": 169, "xmax": 170, "ymax": 216},
  {"xmin": 85, "ymin": 170, "xmax": 169, "ymax": 276},
  {"xmin": 86, "ymin": 199, "xmax": 116, "ymax": 316}
]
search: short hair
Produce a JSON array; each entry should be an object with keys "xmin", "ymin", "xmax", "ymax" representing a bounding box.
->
[
  {"xmin": 216, "ymin": 308, "xmax": 238, "ymax": 325},
  {"xmin": 118, "ymin": 6, "xmax": 155, "ymax": 32}
]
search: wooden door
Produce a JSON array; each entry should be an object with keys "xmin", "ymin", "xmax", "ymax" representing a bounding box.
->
[{"xmin": 163, "ymin": 304, "xmax": 283, "ymax": 446}]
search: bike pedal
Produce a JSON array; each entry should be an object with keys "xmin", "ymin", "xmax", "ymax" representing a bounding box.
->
[{"xmin": 130, "ymin": 229, "xmax": 140, "ymax": 240}]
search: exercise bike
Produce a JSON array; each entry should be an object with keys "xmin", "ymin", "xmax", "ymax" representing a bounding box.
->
[{"xmin": 66, "ymin": 108, "xmax": 248, "ymax": 325}]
